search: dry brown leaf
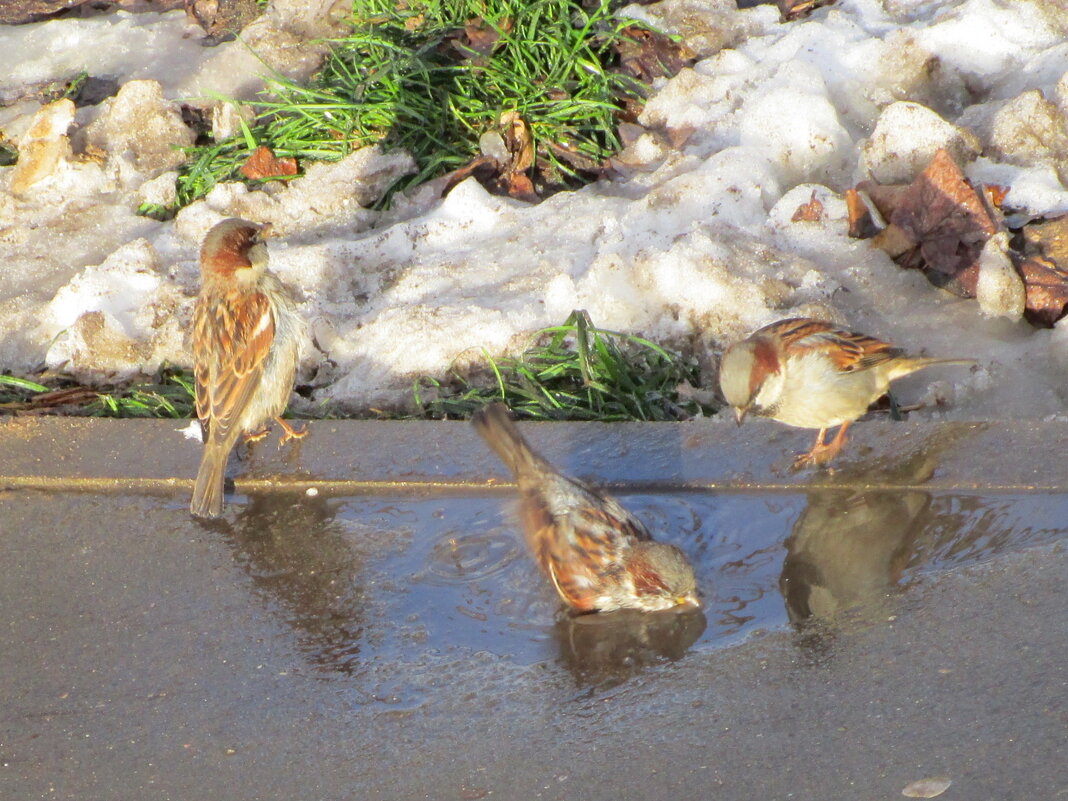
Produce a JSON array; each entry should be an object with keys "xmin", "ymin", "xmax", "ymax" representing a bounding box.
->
[
  {"xmin": 871, "ymin": 223, "xmax": 917, "ymax": 258},
  {"xmin": 1017, "ymin": 255, "xmax": 1068, "ymax": 327},
  {"xmin": 505, "ymin": 173, "xmax": 538, "ymax": 203},
  {"xmin": 665, "ymin": 125, "xmax": 695, "ymax": 149},
  {"xmin": 779, "ymin": 0, "xmax": 835, "ymax": 21},
  {"xmin": 846, "ymin": 189, "xmax": 879, "ymax": 239},
  {"xmin": 439, "ymin": 155, "xmax": 496, "ymax": 197},
  {"xmin": 856, "ymin": 180, "xmax": 910, "ymax": 221},
  {"xmin": 403, "ymin": 12, "xmax": 425, "ymax": 30},
  {"xmin": 543, "ymin": 139, "xmax": 607, "ymax": 175},
  {"xmin": 615, "ymin": 26, "xmax": 696, "ymax": 83},
  {"xmin": 239, "ymin": 145, "xmax": 297, "ymax": 181},
  {"xmin": 791, "ymin": 189, "xmax": 824, "ymax": 223},
  {"xmin": 1021, "ymin": 213, "xmax": 1068, "ymax": 267},
  {"xmin": 618, "ymin": 122, "xmax": 645, "ymax": 148},
  {"xmin": 888, "ymin": 148, "xmax": 999, "ymax": 293},
  {"xmin": 984, "ymin": 184, "xmax": 1009, "ymax": 209},
  {"xmin": 901, "ymin": 776, "xmax": 952, "ymax": 798},
  {"xmin": 460, "ymin": 16, "xmax": 510, "ymax": 60},
  {"xmin": 499, "ymin": 110, "xmax": 533, "ymax": 174}
]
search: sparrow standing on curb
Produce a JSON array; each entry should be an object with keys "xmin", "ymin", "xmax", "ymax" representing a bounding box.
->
[
  {"xmin": 718, "ymin": 318, "xmax": 974, "ymax": 469},
  {"xmin": 472, "ymin": 403, "xmax": 699, "ymax": 613},
  {"xmin": 190, "ymin": 218, "xmax": 305, "ymax": 518}
]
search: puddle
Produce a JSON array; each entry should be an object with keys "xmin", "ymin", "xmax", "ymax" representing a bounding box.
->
[{"xmin": 100, "ymin": 484, "xmax": 1068, "ymax": 691}]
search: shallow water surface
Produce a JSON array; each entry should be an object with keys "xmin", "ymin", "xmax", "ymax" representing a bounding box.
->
[{"xmin": 212, "ymin": 487, "xmax": 1068, "ymax": 682}]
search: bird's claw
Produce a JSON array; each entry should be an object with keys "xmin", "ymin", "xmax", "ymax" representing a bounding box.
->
[{"xmin": 276, "ymin": 417, "xmax": 307, "ymax": 447}]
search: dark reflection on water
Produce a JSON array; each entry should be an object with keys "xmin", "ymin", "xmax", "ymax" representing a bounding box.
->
[
  {"xmin": 778, "ymin": 426, "xmax": 968, "ymax": 658},
  {"xmin": 778, "ymin": 426, "xmax": 1068, "ymax": 656},
  {"xmin": 200, "ymin": 492, "xmax": 377, "ymax": 674},
  {"xmin": 781, "ymin": 489, "xmax": 927, "ymax": 623},
  {"xmin": 554, "ymin": 607, "xmax": 707, "ymax": 689}
]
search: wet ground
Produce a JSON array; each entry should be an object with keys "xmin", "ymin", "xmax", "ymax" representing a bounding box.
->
[{"xmin": 1, "ymin": 418, "xmax": 1066, "ymax": 799}]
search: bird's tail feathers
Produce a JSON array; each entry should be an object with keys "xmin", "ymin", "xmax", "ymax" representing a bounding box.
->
[
  {"xmin": 471, "ymin": 403, "xmax": 546, "ymax": 478},
  {"xmin": 190, "ymin": 440, "xmax": 230, "ymax": 519},
  {"xmin": 891, "ymin": 356, "xmax": 976, "ymax": 380}
]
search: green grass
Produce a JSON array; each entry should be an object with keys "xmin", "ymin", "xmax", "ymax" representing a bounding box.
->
[
  {"xmin": 2, "ymin": 315, "xmax": 718, "ymax": 422},
  {"xmin": 170, "ymin": 0, "xmax": 645, "ymax": 211},
  {"xmin": 413, "ymin": 310, "xmax": 718, "ymax": 421},
  {"xmin": 0, "ymin": 374, "xmax": 50, "ymax": 404},
  {"xmin": 0, "ymin": 368, "xmax": 197, "ymax": 418},
  {"xmin": 88, "ymin": 367, "xmax": 197, "ymax": 418}
]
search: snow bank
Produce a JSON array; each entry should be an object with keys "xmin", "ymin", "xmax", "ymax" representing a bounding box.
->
[{"xmin": 2, "ymin": 0, "xmax": 1068, "ymax": 419}]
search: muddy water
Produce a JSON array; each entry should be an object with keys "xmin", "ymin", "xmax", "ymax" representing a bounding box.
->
[{"xmin": 2, "ymin": 475, "xmax": 1066, "ymax": 800}]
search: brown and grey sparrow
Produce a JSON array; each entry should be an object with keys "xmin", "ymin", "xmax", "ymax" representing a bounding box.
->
[
  {"xmin": 189, "ymin": 218, "xmax": 304, "ymax": 518},
  {"xmin": 718, "ymin": 318, "xmax": 973, "ymax": 468},
  {"xmin": 472, "ymin": 403, "xmax": 699, "ymax": 613}
]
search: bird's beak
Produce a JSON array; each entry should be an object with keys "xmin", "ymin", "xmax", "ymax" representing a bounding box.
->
[
  {"xmin": 734, "ymin": 406, "xmax": 747, "ymax": 426},
  {"xmin": 257, "ymin": 222, "xmax": 274, "ymax": 239},
  {"xmin": 676, "ymin": 593, "xmax": 700, "ymax": 608}
]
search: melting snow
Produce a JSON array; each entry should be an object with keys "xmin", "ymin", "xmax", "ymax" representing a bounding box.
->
[{"xmin": 1, "ymin": 0, "xmax": 1068, "ymax": 418}]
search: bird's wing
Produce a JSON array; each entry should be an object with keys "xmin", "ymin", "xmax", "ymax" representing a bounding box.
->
[
  {"xmin": 193, "ymin": 289, "xmax": 275, "ymax": 444},
  {"xmin": 760, "ymin": 318, "xmax": 903, "ymax": 373},
  {"xmin": 520, "ymin": 476, "xmax": 650, "ymax": 612}
]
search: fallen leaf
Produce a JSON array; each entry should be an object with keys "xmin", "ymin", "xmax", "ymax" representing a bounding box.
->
[
  {"xmin": 778, "ymin": 0, "xmax": 835, "ymax": 21},
  {"xmin": 462, "ymin": 16, "xmax": 508, "ymax": 58},
  {"xmin": 888, "ymin": 148, "xmax": 1000, "ymax": 294},
  {"xmin": 403, "ymin": 12, "xmax": 425, "ymax": 30},
  {"xmin": 618, "ymin": 123, "xmax": 645, "ymax": 148},
  {"xmin": 499, "ymin": 110, "xmax": 533, "ymax": 174},
  {"xmin": 871, "ymin": 223, "xmax": 917, "ymax": 258},
  {"xmin": 239, "ymin": 145, "xmax": 297, "ymax": 181},
  {"xmin": 505, "ymin": 172, "xmax": 538, "ymax": 203},
  {"xmin": 1021, "ymin": 213, "xmax": 1068, "ymax": 268},
  {"xmin": 665, "ymin": 125, "xmax": 695, "ymax": 149},
  {"xmin": 543, "ymin": 139, "xmax": 607, "ymax": 176},
  {"xmin": 984, "ymin": 184, "xmax": 1009, "ymax": 209},
  {"xmin": 901, "ymin": 776, "xmax": 952, "ymax": 798},
  {"xmin": 845, "ymin": 189, "xmax": 879, "ymax": 239},
  {"xmin": 1017, "ymin": 255, "xmax": 1068, "ymax": 327},
  {"xmin": 438, "ymin": 155, "xmax": 497, "ymax": 197},
  {"xmin": 614, "ymin": 26, "xmax": 696, "ymax": 83},
  {"xmin": 856, "ymin": 180, "xmax": 910, "ymax": 221},
  {"xmin": 791, "ymin": 189, "xmax": 824, "ymax": 223}
]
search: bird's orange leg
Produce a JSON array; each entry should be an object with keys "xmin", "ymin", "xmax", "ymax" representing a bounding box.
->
[
  {"xmin": 793, "ymin": 423, "xmax": 850, "ymax": 469},
  {"xmin": 275, "ymin": 416, "xmax": 307, "ymax": 447},
  {"xmin": 243, "ymin": 425, "xmax": 271, "ymax": 443}
]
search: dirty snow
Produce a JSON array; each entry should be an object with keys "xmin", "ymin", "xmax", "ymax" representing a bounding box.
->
[{"xmin": 2, "ymin": 0, "xmax": 1068, "ymax": 418}]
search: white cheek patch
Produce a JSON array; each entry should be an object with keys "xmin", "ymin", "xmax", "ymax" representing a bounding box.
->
[{"xmin": 754, "ymin": 370, "xmax": 786, "ymax": 410}]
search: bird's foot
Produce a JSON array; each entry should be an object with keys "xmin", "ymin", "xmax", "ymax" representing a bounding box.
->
[
  {"xmin": 791, "ymin": 444, "xmax": 840, "ymax": 471},
  {"xmin": 243, "ymin": 426, "xmax": 271, "ymax": 444},
  {"xmin": 791, "ymin": 425, "xmax": 849, "ymax": 471},
  {"xmin": 276, "ymin": 416, "xmax": 307, "ymax": 447}
]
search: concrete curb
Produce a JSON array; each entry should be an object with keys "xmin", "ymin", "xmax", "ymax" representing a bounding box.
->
[{"xmin": 0, "ymin": 416, "xmax": 1059, "ymax": 494}]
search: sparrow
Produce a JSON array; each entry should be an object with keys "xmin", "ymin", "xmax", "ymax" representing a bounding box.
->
[
  {"xmin": 471, "ymin": 402, "xmax": 699, "ymax": 613},
  {"xmin": 718, "ymin": 318, "xmax": 973, "ymax": 469},
  {"xmin": 189, "ymin": 218, "xmax": 305, "ymax": 518}
]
